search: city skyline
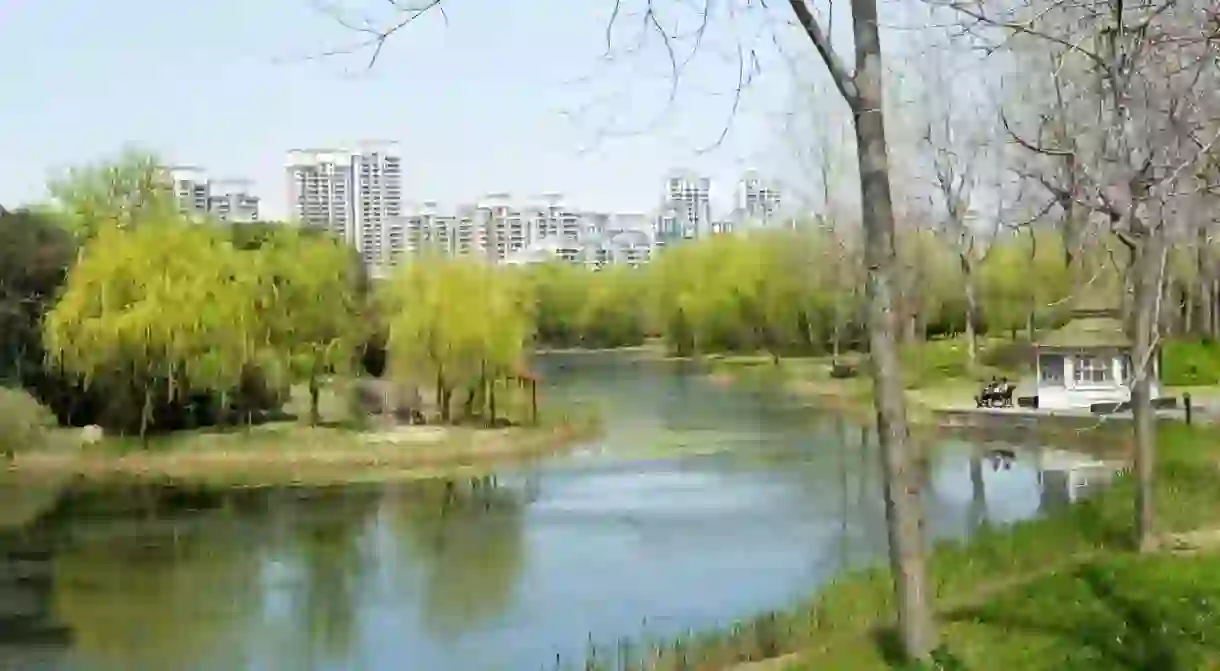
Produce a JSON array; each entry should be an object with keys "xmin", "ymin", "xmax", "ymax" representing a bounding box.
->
[
  {"xmin": 275, "ymin": 141, "xmax": 789, "ymax": 272},
  {"xmin": 153, "ymin": 142, "xmax": 786, "ymax": 231}
]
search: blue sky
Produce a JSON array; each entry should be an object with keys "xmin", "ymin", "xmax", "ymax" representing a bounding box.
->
[{"xmin": 0, "ymin": 0, "xmax": 825, "ymax": 218}]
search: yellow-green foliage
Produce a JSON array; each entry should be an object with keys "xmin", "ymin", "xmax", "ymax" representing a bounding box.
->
[
  {"xmin": 255, "ymin": 227, "xmax": 365, "ymax": 382},
  {"xmin": 649, "ymin": 229, "xmax": 858, "ymax": 356},
  {"xmin": 579, "ymin": 265, "xmax": 648, "ymax": 347},
  {"xmin": 0, "ymin": 387, "xmax": 55, "ymax": 455},
  {"xmin": 46, "ymin": 149, "xmax": 178, "ymax": 241},
  {"xmin": 381, "ymin": 256, "xmax": 533, "ymax": 392},
  {"xmin": 44, "ymin": 221, "xmax": 258, "ymax": 400},
  {"xmin": 898, "ymin": 226, "xmax": 964, "ymax": 332},
  {"xmin": 980, "ymin": 228, "xmax": 1072, "ymax": 333},
  {"xmin": 42, "ymin": 216, "xmax": 366, "ymax": 433},
  {"xmin": 523, "ymin": 262, "xmax": 648, "ymax": 348}
]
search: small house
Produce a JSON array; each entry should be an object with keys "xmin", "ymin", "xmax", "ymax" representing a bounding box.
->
[{"xmin": 1034, "ymin": 298, "xmax": 1161, "ymax": 411}]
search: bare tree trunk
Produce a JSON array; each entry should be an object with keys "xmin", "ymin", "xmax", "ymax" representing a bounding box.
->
[
  {"xmin": 308, "ymin": 372, "xmax": 321, "ymax": 427},
  {"xmin": 1198, "ymin": 223, "xmax": 1213, "ymax": 337},
  {"xmin": 488, "ymin": 378, "xmax": 497, "ymax": 426},
  {"xmin": 1130, "ymin": 232, "xmax": 1163, "ymax": 553},
  {"xmin": 849, "ymin": 3, "xmax": 935, "ymax": 656},
  {"xmin": 1213, "ymin": 279, "xmax": 1220, "ymax": 340},
  {"xmin": 440, "ymin": 386, "xmax": 453, "ymax": 424},
  {"xmin": 962, "ymin": 253, "xmax": 978, "ymax": 368},
  {"xmin": 1182, "ymin": 284, "xmax": 1191, "ymax": 336}
]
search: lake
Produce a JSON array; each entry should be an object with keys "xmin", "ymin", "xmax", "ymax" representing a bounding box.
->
[{"xmin": 0, "ymin": 352, "xmax": 1095, "ymax": 670}]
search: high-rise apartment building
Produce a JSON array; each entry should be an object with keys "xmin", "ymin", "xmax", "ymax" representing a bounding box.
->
[
  {"xmin": 662, "ymin": 170, "xmax": 712, "ymax": 241},
  {"xmin": 735, "ymin": 170, "xmax": 782, "ymax": 227},
  {"xmin": 352, "ymin": 141, "xmax": 403, "ymax": 269},
  {"xmin": 208, "ymin": 179, "xmax": 261, "ymax": 223},
  {"xmin": 286, "ymin": 142, "xmax": 402, "ymax": 269},
  {"xmin": 167, "ymin": 166, "xmax": 211, "ymax": 218},
  {"xmin": 163, "ymin": 166, "xmax": 261, "ymax": 223},
  {"xmin": 393, "ymin": 202, "xmax": 494, "ymax": 265},
  {"xmin": 393, "ymin": 196, "xmax": 656, "ymax": 270},
  {"xmin": 286, "ymin": 149, "xmax": 353, "ymax": 240}
]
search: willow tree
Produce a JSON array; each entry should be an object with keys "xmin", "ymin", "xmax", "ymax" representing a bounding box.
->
[
  {"xmin": 527, "ymin": 261, "xmax": 592, "ymax": 347},
  {"xmin": 382, "ymin": 256, "xmax": 532, "ymax": 424},
  {"xmin": 43, "ymin": 220, "xmax": 258, "ymax": 437},
  {"xmin": 577, "ymin": 265, "xmax": 648, "ymax": 348},
  {"xmin": 980, "ymin": 229, "xmax": 1072, "ymax": 339},
  {"xmin": 47, "ymin": 149, "xmax": 176, "ymax": 242},
  {"xmin": 257, "ymin": 229, "xmax": 365, "ymax": 425},
  {"xmin": 648, "ymin": 235, "xmax": 737, "ymax": 354}
]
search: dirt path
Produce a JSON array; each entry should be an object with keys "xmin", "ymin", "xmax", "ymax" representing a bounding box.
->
[{"xmin": 1160, "ymin": 527, "xmax": 1220, "ymax": 555}]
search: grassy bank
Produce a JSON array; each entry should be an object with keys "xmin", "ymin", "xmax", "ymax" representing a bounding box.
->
[
  {"xmin": 8, "ymin": 420, "xmax": 599, "ymax": 487},
  {"xmin": 4, "ymin": 385, "xmax": 602, "ymax": 487},
  {"xmin": 563, "ymin": 422, "xmax": 1220, "ymax": 670}
]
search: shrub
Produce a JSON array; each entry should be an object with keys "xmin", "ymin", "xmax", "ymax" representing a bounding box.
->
[{"xmin": 0, "ymin": 387, "xmax": 56, "ymax": 456}]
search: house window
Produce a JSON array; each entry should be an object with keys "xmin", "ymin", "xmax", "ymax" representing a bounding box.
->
[
  {"xmin": 1074, "ymin": 355, "xmax": 1113, "ymax": 385},
  {"xmin": 1040, "ymin": 354, "xmax": 1065, "ymax": 387}
]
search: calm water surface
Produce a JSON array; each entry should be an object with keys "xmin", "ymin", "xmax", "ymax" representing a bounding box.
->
[{"xmin": 0, "ymin": 352, "xmax": 1092, "ymax": 670}]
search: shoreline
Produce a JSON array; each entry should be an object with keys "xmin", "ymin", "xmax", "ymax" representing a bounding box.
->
[
  {"xmin": 708, "ymin": 353, "xmax": 1212, "ymax": 430},
  {"xmin": 5, "ymin": 419, "xmax": 600, "ymax": 487},
  {"xmin": 574, "ymin": 421, "xmax": 1220, "ymax": 671}
]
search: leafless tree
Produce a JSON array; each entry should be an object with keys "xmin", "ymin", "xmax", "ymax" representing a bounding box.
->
[
  {"xmin": 316, "ymin": 0, "xmax": 938, "ymax": 659},
  {"xmin": 913, "ymin": 14, "xmax": 999, "ymax": 365},
  {"xmin": 940, "ymin": 0, "xmax": 1220, "ymax": 551}
]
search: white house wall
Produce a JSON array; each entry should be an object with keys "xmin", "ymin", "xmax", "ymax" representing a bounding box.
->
[{"xmin": 1036, "ymin": 351, "xmax": 1161, "ymax": 410}]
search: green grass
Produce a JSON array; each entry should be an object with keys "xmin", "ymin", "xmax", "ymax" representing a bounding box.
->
[
  {"xmin": 901, "ymin": 337, "xmax": 1030, "ymax": 389},
  {"xmin": 567, "ymin": 422, "xmax": 1220, "ymax": 671},
  {"xmin": 927, "ymin": 553, "xmax": 1220, "ymax": 670},
  {"xmin": 1163, "ymin": 339, "xmax": 1220, "ymax": 387}
]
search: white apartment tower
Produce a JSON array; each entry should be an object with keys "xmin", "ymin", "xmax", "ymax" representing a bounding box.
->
[
  {"xmin": 286, "ymin": 149, "xmax": 353, "ymax": 240},
  {"xmin": 164, "ymin": 166, "xmax": 261, "ymax": 223},
  {"xmin": 208, "ymin": 179, "xmax": 261, "ymax": 223},
  {"xmin": 286, "ymin": 142, "xmax": 403, "ymax": 268},
  {"xmin": 352, "ymin": 141, "xmax": 403, "ymax": 268},
  {"xmin": 736, "ymin": 170, "xmax": 782, "ymax": 227},
  {"xmin": 662, "ymin": 170, "xmax": 712, "ymax": 241},
  {"xmin": 167, "ymin": 166, "xmax": 211, "ymax": 218}
]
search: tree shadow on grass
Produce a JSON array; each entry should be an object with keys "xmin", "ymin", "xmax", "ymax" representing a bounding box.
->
[
  {"xmin": 872, "ymin": 626, "xmax": 971, "ymax": 670},
  {"xmin": 942, "ymin": 561, "xmax": 1220, "ymax": 670}
]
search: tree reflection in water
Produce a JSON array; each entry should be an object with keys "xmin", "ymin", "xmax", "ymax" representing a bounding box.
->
[
  {"xmin": 273, "ymin": 486, "xmax": 381, "ymax": 668},
  {"xmin": 47, "ymin": 485, "xmax": 263, "ymax": 671},
  {"xmin": 385, "ymin": 476, "xmax": 528, "ymax": 639},
  {"xmin": 968, "ymin": 449, "xmax": 989, "ymax": 531}
]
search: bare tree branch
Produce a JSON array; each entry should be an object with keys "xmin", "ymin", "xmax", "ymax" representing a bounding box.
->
[{"xmin": 787, "ymin": 0, "xmax": 860, "ymax": 107}]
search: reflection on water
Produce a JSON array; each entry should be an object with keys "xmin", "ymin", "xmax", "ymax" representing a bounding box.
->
[{"xmin": 0, "ymin": 352, "xmax": 1110, "ymax": 671}]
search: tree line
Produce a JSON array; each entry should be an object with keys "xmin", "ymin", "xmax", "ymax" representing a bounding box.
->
[{"xmin": 9, "ymin": 150, "xmax": 1219, "ymax": 441}]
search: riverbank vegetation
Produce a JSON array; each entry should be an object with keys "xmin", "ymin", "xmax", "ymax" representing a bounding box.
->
[{"xmin": 557, "ymin": 423, "xmax": 1220, "ymax": 671}]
